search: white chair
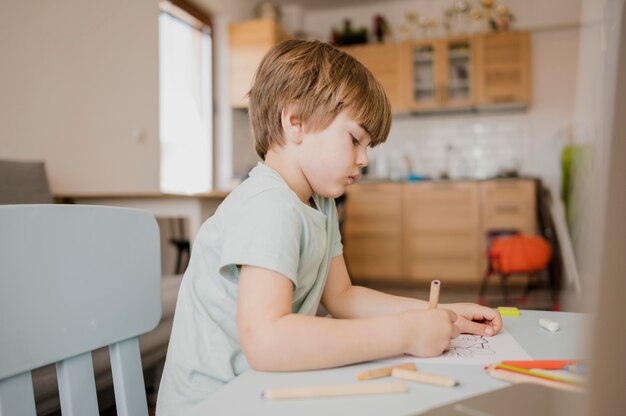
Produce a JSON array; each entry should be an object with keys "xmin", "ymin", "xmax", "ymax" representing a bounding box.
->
[{"xmin": 0, "ymin": 205, "xmax": 161, "ymax": 415}]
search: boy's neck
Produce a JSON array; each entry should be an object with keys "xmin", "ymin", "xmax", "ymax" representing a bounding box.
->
[{"xmin": 264, "ymin": 150, "xmax": 313, "ymax": 205}]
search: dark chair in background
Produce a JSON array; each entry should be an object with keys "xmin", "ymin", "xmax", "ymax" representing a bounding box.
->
[
  {"xmin": 168, "ymin": 218, "xmax": 190, "ymax": 275},
  {"xmin": 0, "ymin": 159, "xmax": 53, "ymax": 204}
]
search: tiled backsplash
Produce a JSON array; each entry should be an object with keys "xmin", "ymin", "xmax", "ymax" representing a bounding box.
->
[{"xmin": 368, "ymin": 112, "xmax": 533, "ymax": 180}]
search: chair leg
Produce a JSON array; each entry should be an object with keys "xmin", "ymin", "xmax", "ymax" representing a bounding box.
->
[
  {"xmin": 547, "ymin": 268, "xmax": 561, "ymax": 311},
  {"xmin": 478, "ymin": 271, "xmax": 492, "ymax": 306},
  {"xmin": 500, "ymin": 274, "xmax": 510, "ymax": 305},
  {"xmin": 174, "ymin": 248, "xmax": 183, "ymax": 275},
  {"xmin": 519, "ymin": 272, "xmax": 535, "ymax": 307}
]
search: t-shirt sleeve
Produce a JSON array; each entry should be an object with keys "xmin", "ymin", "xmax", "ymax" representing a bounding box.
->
[{"xmin": 219, "ymin": 190, "xmax": 302, "ymax": 285}]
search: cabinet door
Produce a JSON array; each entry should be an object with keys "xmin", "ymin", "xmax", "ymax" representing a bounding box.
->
[
  {"xmin": 343, "ymin": 183, "xmax": 404, "ymax": 281},
  {"xmin": 403, "ymin": 182, "xmax": 482, "ymax": 283},
  {"xmin": 440, "ymin": 37, "xmax": 476, "ymax": 109},
  {"xmin": 341, "ymin": 43, "xmax": 408, "ymax": 112},
  {"xmin": 475, "ymin": 31, "xmax": 531, "ymax": 107},
  {"xmin": 407, "ymin": 40, "xmax": 444, "ymax": 111},
  {"xmin": 481, "ymin": 179, "xmax": 536, "ymax": 236},
  {"xmin": 229, "ymin": 19, "xmax": 291, "ymax": 108}
]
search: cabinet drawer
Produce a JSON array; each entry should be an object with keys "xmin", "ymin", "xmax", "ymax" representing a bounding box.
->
[
  {"xmin": 404, "ymin": 182, "xmax": 480, "ymax": 230},
  {"xmin": 481, "ymin": 179, "xmax": 535, "ymax": 202},
  {"xmin": 481, "ymin": 180, "xmax": 536, "ymax": 234}
]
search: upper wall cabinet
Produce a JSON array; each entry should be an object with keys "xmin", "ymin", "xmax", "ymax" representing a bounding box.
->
[
  {"xmin": 229, "ymin": 19, "xmax": 291, "ymax": 108},
  {"xmin": 405, "ymin": 36, "xmax": 476, "ymax": 111},
  {"xmin": 341, "ymin": 43, "xmax": 408, "ymax": 111},
  {"xmin": 343, "ymin": 31, "xmax": 530, "ymax": 114},
  {"xmin": 474, "ymin": 31, "xmax": 531, "ymax": 107}
]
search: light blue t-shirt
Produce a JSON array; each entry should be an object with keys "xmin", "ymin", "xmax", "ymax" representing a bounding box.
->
[{"xmin": 156, "ymin": 163, "xmax": 343, "ymax": 415}]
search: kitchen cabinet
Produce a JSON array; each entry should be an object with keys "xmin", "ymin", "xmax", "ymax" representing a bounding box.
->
[
  {"xmin": 475, "ymin": 31, "xmax": 531, "ymax": 107},
  {"xmin": 340, "ymin": 31, "xmax": 529, "ymax": 113},
  {"xmin": 229, "ymin": 19, "xmax": 291, "ymax": 108},
  {"xmin": 407, "ymin": 36, "xmax": 476, "ymax": 111},
  {"xmin": 480, "ymin": 179, "xmax": 536, "ymax": 235},
  {"xmin": 403, "ymin": 181, "xmax": 482, "ymax": 283},
  {"xmin": 340, "ymin": 43, "xmax": 409, "ymax": 111},
  {"xmin": 342, "ymin": 179, "xmax": 537, "ymax": 283},
  {"xmin": 342, "ymin": 183, "xmax": 404, "ymax": 281}
]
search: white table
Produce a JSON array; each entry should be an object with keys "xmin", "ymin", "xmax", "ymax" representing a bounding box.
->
[
  {"xmin": 55, "ymin": 192, "xmax": 228, "ymax": 243},
  {"xmin": 189, "ymin": 310, "xmax": 588, "ymax": 416}
]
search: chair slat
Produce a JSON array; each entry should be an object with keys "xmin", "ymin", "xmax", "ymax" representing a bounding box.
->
[
  {"xmin": 0, "ymin": 372, "xmax": 36, "ymax": 416},
  {"xmin": 110, "ymin": 338, "xmax": 149, "ymax": 416},
  {"xmin": 56, "ymin": 352, "xmax": 99, "ymax": 416}
]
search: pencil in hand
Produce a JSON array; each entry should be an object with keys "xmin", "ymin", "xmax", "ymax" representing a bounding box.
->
[{"xmin": 429, "ymin": 279, "xmax": 440, "ymax": 309}]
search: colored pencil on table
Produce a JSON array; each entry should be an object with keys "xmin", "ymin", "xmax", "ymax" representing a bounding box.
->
[
  {"xmin": 357, "ymin": 363, "xmax": 417, "ymax": 380},
  {"xmin": 485, "ymin": 365, "xmax": 584, "ymax": 393},
  {"xmin": 392, "ymin": 368, "xmax": 458, "ymax": 388},
  {"xmin": 262, "ymin": 382, "xmax": 408, "ymax": 400},
  {"xmin": 495, "ymin": 363, "xmax": 585, "ymax": 385},
  {"xmin": 500, "ymin": 360, "xmax": 583, "ymax": 370}
]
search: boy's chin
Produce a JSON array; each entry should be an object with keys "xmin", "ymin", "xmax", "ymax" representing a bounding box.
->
[{"xmin": 316, "ymin": 186, "xmax": 346, "ymax": 199}]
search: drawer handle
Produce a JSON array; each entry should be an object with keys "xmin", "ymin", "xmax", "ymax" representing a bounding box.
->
[{"xmin": 494, "ymin": 206, "xmax": 521, "ymax": 214}]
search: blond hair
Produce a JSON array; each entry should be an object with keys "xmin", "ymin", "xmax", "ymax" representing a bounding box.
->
[{"xmin": 248, "ymin": 40, "xmax": 392, "ymax": 160}]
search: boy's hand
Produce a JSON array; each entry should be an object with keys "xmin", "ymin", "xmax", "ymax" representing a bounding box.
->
[
  {"xmin": 403, "ymin": 309, "xmax": 460, "ymax": 357},
  {"xmin": 439, "ymin": 303, "xmax": 503, "ymax": 337}
]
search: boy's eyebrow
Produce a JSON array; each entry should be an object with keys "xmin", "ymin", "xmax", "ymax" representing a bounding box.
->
[{"xmin": 358, "ymin": 123, "xmax": 373, "ymax": 140}]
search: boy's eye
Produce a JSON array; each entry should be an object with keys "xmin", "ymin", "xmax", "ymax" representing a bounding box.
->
[{"xmin": 350, "ymin": 134, "xmax": 360, "ymax": 146}]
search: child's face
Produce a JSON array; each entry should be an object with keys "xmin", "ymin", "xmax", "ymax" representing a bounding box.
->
[{"xmin": 297, "ymin": 110, "xmax": 370, "ymax": 198}]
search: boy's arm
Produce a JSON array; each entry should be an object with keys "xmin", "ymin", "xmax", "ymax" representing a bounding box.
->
[
  {"xmin": 321, "ymin": 255, "xmax": 502, "ymax": 336},
  {"xmin": 237, "ymin": 265, "xmax": 458, "ymax": 372},
  {"xmin": 321, "ymin": 255, "xmax": 429, "ymax": 317}
]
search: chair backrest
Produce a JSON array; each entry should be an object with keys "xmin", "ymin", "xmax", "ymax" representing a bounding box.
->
[
  {"xmin": 0, "ymin": 160, "xmax": 53, "ymax": 204},
  {"xmin": 0, "ymin": 205, "xmax": 161, "ymax": 416}
]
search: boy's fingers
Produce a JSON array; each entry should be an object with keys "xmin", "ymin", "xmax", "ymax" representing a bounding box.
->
[
  {"xmin": 462, "ymin": 320, "xmax": 495, "ymax": 336},
  {"xmin": 441, "ymin": 308, "xmax": 457, "ymax": 323},
  {"xmin": 451, "ymin": 324, "xmax": 461, "ymax": 339}
]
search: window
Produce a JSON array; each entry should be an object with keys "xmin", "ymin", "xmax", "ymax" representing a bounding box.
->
[{"xmin": 159, "ymin": 0, "xmax": 212, "ymax": 194}]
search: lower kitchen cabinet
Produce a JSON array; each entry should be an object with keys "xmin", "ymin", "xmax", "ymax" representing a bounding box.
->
[
  {"xmin": 343, "ymin": 183, "xmax": 404, "ymax": 281},
  {"xmin": 343, "ymin": 179, "xmax": 537, "ymax": 284},
  {"xmin": 403, "ymin": 181, "xmax": 482, "ymax": 283}
]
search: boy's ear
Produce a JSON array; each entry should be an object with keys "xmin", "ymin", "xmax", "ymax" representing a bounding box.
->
[{"xmin": 281, "ymin": 102, "xmax": 304, "ymax": 144}]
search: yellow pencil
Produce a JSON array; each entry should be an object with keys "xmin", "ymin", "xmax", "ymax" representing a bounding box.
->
[
  {"xmin": 392, "ymin": 368, "xmax": 458, "ymax": 387},
  {"xmin": 429, "ymin": 279, "xmax": 441, "ymax": 309},
  {"xmin": 356, "ymin": 363, "xmax": 417, "ymax": 380}
]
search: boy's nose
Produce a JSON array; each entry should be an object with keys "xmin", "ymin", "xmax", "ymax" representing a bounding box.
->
[{"xmin": 357, "ymin": 148, "xmax": 368, "ymax": 168}]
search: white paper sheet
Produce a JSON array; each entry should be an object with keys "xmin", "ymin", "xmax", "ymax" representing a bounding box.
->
[{"xmin": 380, "ymin": 328, "xmax": 532, "ymax": 366}]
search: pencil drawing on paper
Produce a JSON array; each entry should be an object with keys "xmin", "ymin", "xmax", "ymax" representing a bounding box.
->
[{"xmin": 443, "ymin": 334, "xmax": 496, "ymax": 358}]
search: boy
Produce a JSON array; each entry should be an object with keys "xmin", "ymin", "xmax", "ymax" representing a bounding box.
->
[{"xmin": 156, "ymin": 40, "xmax": 502, "ymax": 415}]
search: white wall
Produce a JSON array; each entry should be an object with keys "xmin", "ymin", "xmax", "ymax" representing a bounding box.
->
[
  {"xmin": 0, "ymin": 0, "xmax": 160, "ymax": 194},
  {"xmin": 301, "ymin": 0, "xmax": 582, "ymax": 188}
]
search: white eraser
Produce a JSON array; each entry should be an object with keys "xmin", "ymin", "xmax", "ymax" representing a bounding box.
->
[{"xmin": 539, "ymin": 317, "xmax": 560, "ymax": 332}]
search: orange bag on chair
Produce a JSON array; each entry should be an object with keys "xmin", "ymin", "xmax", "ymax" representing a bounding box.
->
[{"xmin": 489, "ymin": 235, "xmax": 552, "ymax": 274}]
